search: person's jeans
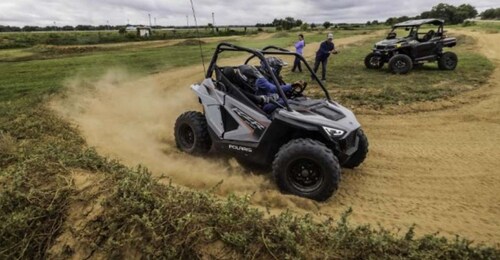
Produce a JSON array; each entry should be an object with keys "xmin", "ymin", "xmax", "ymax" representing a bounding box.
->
[
  {"xmin": 292, "ymin": 56, "xmax": 302, "ymax": 72},
  {"xmin": 313, "ymin": 58, "xmax": 328, "ymax": 80},
  {"xmin": 262, "ymin": 98, "xmax": 285, "ymax": 114}
]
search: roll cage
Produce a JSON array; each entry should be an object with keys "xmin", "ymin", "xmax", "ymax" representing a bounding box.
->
[
  {"xmin": 206, "ymin": 43, "xmax": 332, "ymax": 111},
  {"xmin": 389, "ymin": 19, "xmax": 445, "ymax": 41}
]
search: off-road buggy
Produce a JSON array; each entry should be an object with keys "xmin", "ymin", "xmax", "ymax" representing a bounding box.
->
[
  {"xmin": 364, "ymin": 19, "xmax": 458, "ymax": 74},
  {"xmin": 174, "ymin": 43, "xmax": 368, "ymax": 201}
]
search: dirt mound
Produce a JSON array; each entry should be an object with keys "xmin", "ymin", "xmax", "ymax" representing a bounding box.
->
[
  {"xmin": 50, "ymin": 32, "xmax": 500, "ymax": 243},
  {"xmin": 174, "ymin": 39, "xmax": 206, "ymax": 46},
  {"xmin": 34, "ymin": 45, "xmax": 101, "ymax": 55}
]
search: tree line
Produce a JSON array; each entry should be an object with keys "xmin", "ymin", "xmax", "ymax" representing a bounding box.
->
[
  {"xmin": 480, "ymin": 8, "xmax": 500, "ymax": 20},
  {"xmin": 385, "ymin": 3, "xmax": 478, "ymax": 25},
  {"xmin": 0, "ymin": 25, "xmax": 124, "ymax": 32}
]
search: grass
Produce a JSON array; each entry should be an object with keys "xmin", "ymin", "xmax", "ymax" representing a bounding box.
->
[
  {"xmin": 285, "ymin": 34, "xmax": 494, "ymax": 110},
  {"xmin": 0, "ymin": 30, "xmax": 365, "ymax": 102},
  {"xmin": 466, "ymin": 20, "xmax": 500, "ymax": 33},
  {"xmin": 1, "ymin": 30, "xmax": 499, "ymax": 258},
  {"xmin": 0, "ymin": 29, "xmax": 260, "ymax": 49}
]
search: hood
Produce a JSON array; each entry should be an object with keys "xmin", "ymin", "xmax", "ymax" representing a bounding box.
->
[
  {"xmin": 279, "ymin": 99, "xmax": 361, "ymax": 135},
  {"xmin": 375, "ymin": 38, "xmax": 405, "ymax": 46}
]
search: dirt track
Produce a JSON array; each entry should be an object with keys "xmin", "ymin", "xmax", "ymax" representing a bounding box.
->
[{"xmin": 51, "ymin": 31, "xmax": 500, "ymax": 244}]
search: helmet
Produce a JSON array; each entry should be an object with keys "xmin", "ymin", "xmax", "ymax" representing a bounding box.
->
[
  {"xmin": 238, "ymin": 65, "xmax": 263, "ymax": 82},
  {"xmin": 261, "ymin": 57, "xmax": 287, "ymax": 76}
]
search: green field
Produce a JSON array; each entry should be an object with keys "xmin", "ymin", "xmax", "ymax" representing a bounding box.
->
[
  {"xmin": 0, "ymin": 28, "xmax": 264, "ymax": 49},
  {"xmin": 1, "ymin": 29, "xmax": 499, "ymax": 259},
  {"xmin": 294, "ymin": 35, "xmax": 493, "ymax": 110},
  {"xmin": 0, "ymin": 29, "xmax": 368, "ymax": 102}
]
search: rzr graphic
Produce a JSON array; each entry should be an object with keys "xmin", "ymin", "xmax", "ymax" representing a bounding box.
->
[
  {"xmin": 232, "ymin": 108, "xmax": 266, "ymax": 134},
  {"xmin": 174, "ymin": 43, "xmax": 368, "ymax": 201}
]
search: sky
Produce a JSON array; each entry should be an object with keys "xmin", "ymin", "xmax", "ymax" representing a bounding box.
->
[{"xmin": 0, "ymin": 0, "xmax": 498, "ymax": 27}]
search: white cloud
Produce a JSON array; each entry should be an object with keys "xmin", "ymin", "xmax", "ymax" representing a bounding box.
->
[{"xmin": 0, "ymin": 0, "xmax": 497, "ymax": 27}]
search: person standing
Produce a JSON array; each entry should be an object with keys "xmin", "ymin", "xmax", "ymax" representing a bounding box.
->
[
  {"xmin": 291, "ymin": 34, "xmax": 305, "ymax": 72},
  {"xmin": 313, "ymin": 33, "xmax": 337, "ymax": 81}
]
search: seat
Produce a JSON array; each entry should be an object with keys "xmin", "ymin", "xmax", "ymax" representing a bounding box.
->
[
  {"xmin": 422, "ymin": 30, "xmax": 435, "ymax": 42},
  {"xmin": 215, "ymin": 66, "xmax": 266, "ymax": 114}
]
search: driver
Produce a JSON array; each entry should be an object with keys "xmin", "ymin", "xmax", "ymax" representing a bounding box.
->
[
  {"xmin": 238, "ymin": 64, "xmax": 303, "ymax": 114},
  {"xmin": 260, "ymin": 57, "xmax": 287, "ymax": 84}
]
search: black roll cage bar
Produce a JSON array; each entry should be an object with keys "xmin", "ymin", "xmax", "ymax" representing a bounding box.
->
[
  {"xmin": 206, "ymin": 42, "xmax": 332, "ymax": 111},
  {"xmin": 390, "ymin": 23, "xmax": 445, "ymax": 39}
]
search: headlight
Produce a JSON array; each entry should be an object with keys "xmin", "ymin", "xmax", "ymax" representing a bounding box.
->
[{"xmin": 323, "ymin": 126, "xmax": 345, "ymax": 138}]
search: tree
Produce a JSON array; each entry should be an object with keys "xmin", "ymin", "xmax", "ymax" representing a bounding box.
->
[
  {"xmin": 62, "ymin": 25, "xmax": 74, "ymax": 31},
  {"xmin": 366, "ymin": 21, "xmax": 371, "ymax": 26},
  {"xmin": 385, "ymin": 17, "xmax": 396, "ymax": 25},
  {"xmin": 323, "ymin": 21, "xmax": 332, "ymax": 29},
  {"xmin": 271, "ymin": 17, "xmax": 300, "ymax": 30},
  {"xmin": 300, "ymin": 23, "xmax": 309, "ymax": 31},
  {"xmin": 457, "ymin": 4, "xmax": 478, "ymax": 19},
  {"xmin": 310, "ymin": 23, "xmax": 317, "ymax": 30},
  {"xmin": 372, "ymin": 20, "xmax": 379, "ymax": 25},
  {"xmin": 420, "ymin": 11, "xmax": 432, "ymax": 19},
  {"xmin": 480, "ymin": 8, "xmax": 500, "ymax": 20}
]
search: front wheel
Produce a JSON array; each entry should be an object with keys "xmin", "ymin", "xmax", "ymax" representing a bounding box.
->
[
  {"xmin": 272, "ymin": 139, "xmax": 340, "ymax": 201},
  {"xmin": 174, "ymin": 111, "xmax": 212, "ymax": 155},
  {"xmin": 438, "ymin": 52, "xmax": 458, "ymax": 70},
  {"xmin": 342, "ymin": 129, "xmax": 369, "ymax": 169},
  {"xmin": 364, "ymin": 53, "xmax": 384, "ymax": 69},
  {"xmin": 388, "ymin": 54, "xmax": 413, "ymax": 74}
]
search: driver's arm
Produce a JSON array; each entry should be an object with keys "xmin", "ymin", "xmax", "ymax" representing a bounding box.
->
[{"xmin": 256, "ymin": 77, "xmax": 291, "ymax": 95}]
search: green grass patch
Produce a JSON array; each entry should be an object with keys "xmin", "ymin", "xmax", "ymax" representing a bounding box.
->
[{"xmin": 285, "ymin": 35, "xmax": 494, "ymax": 110}]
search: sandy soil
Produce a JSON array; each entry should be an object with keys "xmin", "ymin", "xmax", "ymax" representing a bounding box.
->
[{"xmin": 51, "ymin": 31, "xmax": 500, "ymax": 244}]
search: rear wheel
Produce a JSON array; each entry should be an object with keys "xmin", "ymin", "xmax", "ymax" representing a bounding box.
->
[
  {"xmin": 273, "ymin": 139, "xmax": 340, "ymax": 201},
  {"xmin": 364, "ymin": 53, "xmax": 384, "ymax": 69},
  {"xmin": 438, "ymin": 52, "xmax": 458, "ymax": 70},
  {"xmin": 342, "ymin": 129, "xmax": 369, "ymax": 169},
  {"xmin": 174, "ymin": 111, "xmax": 211, "ymax": 155},
  {"xmin": 389, "ymin": 54, "xmax": 413, "ymax": 74}
]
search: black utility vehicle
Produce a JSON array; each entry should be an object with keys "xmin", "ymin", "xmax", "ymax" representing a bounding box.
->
[
  {"xmin": 174, "ymin": 43, "xmax": 368, "ymax": 201},
  {"xmin": 365, "ymin": 19, "xmax": 458, "ymax": 74}
]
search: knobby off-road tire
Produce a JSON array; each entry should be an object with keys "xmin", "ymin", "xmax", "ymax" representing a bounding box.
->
[
  {"xmin": 388, "ymin": 54, "xmax": 413, "ymax": 74},
  {"xmin": 342, "ymin": 129, "xmax": 369, "ymax": 169},
  {"xmin": 174, "ymin": 111, "xmax": 211, "ymax": 155},
  {"xmin": 364, "ymin": 53, "xmax": 384, "ymax": 69},
  {"xmin": 438, "ymin": 52, "xmax": 458, "ymax": 70},
  {"xmin": 272, "ymin": 138, "xmax": 341, "ymax": 201}
]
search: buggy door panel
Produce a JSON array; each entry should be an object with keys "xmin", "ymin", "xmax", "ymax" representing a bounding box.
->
[
  {"xmin": 223, "ymin": 95, "xmax": 271, "ymax": 143},
  {"xmin": 192, "ymin": 79, "xmax": 225, "ymax": 138},
  {"xmin": 413, "ymin": 42, "xmax": 437, "ymax": 59}
]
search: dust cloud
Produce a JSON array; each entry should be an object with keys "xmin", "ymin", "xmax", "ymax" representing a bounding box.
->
[{"xmin": 49, "ymin": 68, "xmax": 299, "ymax": 205}]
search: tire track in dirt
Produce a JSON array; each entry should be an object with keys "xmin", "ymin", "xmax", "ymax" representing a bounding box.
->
[
  {"xmin": 50, "ymin": 31, "xmax": 500, "ymax": 244},
  {"xmin": 329, "ymin": 30, "xmax": 500, "ymax": 243}
]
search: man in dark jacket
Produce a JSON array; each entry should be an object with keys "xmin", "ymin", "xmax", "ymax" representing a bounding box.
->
[{"xmin": 313, "ymin": 33, "xmax": 337, "ymax": 81}]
